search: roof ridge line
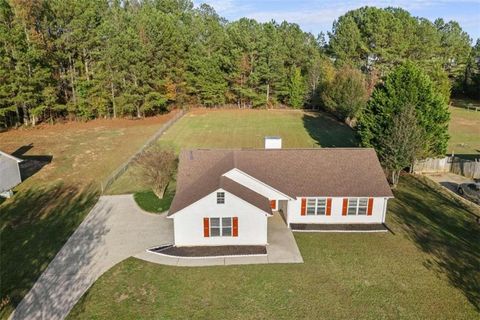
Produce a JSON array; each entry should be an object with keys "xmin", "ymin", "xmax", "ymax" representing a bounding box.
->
[{"xmin": 182, "ymin": 147, "xmax": 374, "ymax": 151}]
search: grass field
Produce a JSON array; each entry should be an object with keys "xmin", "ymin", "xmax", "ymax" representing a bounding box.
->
[
  {"xmin": 69, "ymin": 175, "xmax": 480, "ymax": 319},
  {"xmin": 448, "ymin": 99, "xmax": 480, "ymax": 157},
  {"xmin": 107, "ymin": 109, "xmax": 358, "ymax": 194},
  {"xmin": 0, "ymin": 111, "xmax": 178, "ymax": 319},
  {"xmin": 2, "ymin": 106, "xmax": 479, "ymax": 319}
]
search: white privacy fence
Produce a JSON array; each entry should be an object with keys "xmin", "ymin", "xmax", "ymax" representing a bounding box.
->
[{"xmin": 413, "ymin": 156, "xmax": 480, "ymax": 179}]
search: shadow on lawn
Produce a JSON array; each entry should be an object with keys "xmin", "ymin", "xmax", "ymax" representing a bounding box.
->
[
  {"xmin": 11, "ymin": 144, "xmax": 53, "ymax": 181},
  {"xmin": 302, "ymin": 112, "xmax": 358, "ymax": 147},
  {"xmin": 389, "ymin": 175, "xmax": 480, "ymax": 311},
  {"xmin": 0, "ymin": 182, "xmax": 100, "ymax": 318}
]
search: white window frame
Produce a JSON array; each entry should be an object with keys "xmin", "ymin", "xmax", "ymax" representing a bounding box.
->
[
  {"xmin": 217, "ymin": 192, "xmax": 225, "ymax": 204},
  {"xmin": 306, "ymin": 197, "xmax": 327, "ymax": 216},
  {"xmin": 209, "ymin": 217, "xmax": 232, "ymax": 237},
  {"xmin": 347, "ymin": 197, "xmax": 368, "ymax": 216}
]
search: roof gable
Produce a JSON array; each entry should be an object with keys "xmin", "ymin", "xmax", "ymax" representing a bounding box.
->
[{"xmin": 168, "ymin": 182, "xmax": 272, "ymax": 217}]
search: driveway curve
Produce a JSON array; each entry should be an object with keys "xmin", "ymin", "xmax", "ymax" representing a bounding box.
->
[{"xmin": 10, "ymin": 195, "xmax": 173, "ymax": 320}]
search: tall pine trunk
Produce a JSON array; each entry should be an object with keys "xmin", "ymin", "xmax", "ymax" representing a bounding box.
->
[
  {"xmin": 110, "ymin": 79, "xmax": 117, "ymax": 118},
  {"xmin": 83, "ymin": 48, "xmax": 90, "ymax": 81},
  {"xmin": 22, "ymin": 103, "xmax": 29, "ymax": 125},
  {"xmin": 266, "ymin": 83, "xmax": 270, "ymax": 107},
  {"xmin": 69, "ymin": 55, "xmax": 77, "ymax": 106}
]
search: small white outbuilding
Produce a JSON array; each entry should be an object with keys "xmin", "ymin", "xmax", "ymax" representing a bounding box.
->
[{"xmin": 0, "ymin": 150, "xmax": 22, "ymax": 198}]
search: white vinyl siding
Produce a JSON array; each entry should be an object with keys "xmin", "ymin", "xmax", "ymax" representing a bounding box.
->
[
  {"xmin": 172, "ymin": 189, "xmax": 268, "ymax": 246},
  {"xmin": 287, "ymin": 196, "xmax": 388, "ymax": 225}
]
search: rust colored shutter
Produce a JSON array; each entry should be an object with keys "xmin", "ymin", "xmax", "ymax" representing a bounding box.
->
[
  {"xmin": 342, "ymin": 198, "xmax": 348, "ymax": 216},
  {"xmin": 326, "ymin": 198, "xmax": 332, "ymax": 216},
  {"xmin": 203, "ymin": 218, "xmax": 209, "ymax": 237},
  {"xmin": 367, "ymin": 198, "xmax": 374, "ymax": 216},
  {"xmin": 270, "ymin": 200, "xmax": 276, "ymax": 209},
  {"xmin": 301, "ymin": 198, "xmax": 306, "ymax": 216},
  {"xmin": 233, "ymin": 217, "xmax": 238, "ymax": 237}
]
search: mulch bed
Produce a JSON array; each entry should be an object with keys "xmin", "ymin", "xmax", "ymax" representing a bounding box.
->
[
  {"xmin": 150, "ymin": 245, "xmax": 267, "ymax": 257},
  {"xmin": 290, "ymin": 223, "xmax": 388, "ymax": 231}
]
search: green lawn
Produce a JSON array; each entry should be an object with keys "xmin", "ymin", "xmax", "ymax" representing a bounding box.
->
[
  {"xmin": 134, "ymin": 184, "xmax": 175, "ymax": 213},
  {"xmin": 107, "ymin": 109, "xmax": 358, "ymax": 194},
  {"xmin": 448, "ymin": 99, "xmax": 480, "ymax": 157},
  {"xmin": 69, "ymin": 175, "xmax": 479, "ymax": 319}
]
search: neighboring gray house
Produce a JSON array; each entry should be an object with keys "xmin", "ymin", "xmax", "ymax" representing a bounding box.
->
[{"xmin": 0, "ymin": 150, "xmax": 22, "ymax": 198}]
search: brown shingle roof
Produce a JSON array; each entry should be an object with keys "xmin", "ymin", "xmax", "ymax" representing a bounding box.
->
[{"xmin": 168, "ymin": 148, "xmax": 393, "ymax": 216}]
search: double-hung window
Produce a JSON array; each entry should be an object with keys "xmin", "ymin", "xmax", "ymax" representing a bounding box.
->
[
  {"xmin": 306, "ymin": 198, "xmax": 327, "ymax": 215},
  {"xmin": 347, "ymin": 197, "xmax": 368, "ymax": 215},
  {"xmin": 209, "ymin": 217, "xmax": 232, "ymax": 237}
]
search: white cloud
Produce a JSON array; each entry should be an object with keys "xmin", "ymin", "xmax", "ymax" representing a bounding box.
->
[
  {"xmin": 245, "ymin": 0, "xmax": 479, "ymax": 24},
  {"xmin": 193, "ymin": 0, "xmax": 480, "ymax": 38},
  {"xmin": 193, "ymin": 0, "xmax": 251, "ymax": 15}
]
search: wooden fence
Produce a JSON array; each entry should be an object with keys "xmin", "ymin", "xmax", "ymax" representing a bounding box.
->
[
  {"xmin": 413, "ymin": 156, "xmax": 480, "ymax": 179},
  {"xmin": 100, "ymin": 109, "xmax": 185, "ymax": 194}
]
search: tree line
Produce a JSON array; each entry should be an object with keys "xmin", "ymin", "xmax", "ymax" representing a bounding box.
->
[{"xmin": 0, "ymin": 1, "xmax": 479, "ymax": 128}]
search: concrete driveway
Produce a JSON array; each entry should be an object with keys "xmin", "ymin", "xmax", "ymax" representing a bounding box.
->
[
  {"xmin": 11, "ymin": 201, "xmax": 303, "ymax": 319},
  {"xmin": 11, "ymin": 195, "xmax": 173, "ymax": 320},
  {"xmin": 426, "ymin": 172, "xmax": 477, "ymax": 196}
]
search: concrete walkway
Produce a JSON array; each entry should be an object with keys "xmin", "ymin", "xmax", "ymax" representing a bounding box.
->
[
  {"xmin": 11, "ymin": 195, "xmax": 173, "ymax": 320},
  {"xmin": 136, "ymin": 212, "xmax": 303, "ymax": 266},
  {"xmin": 12, "ymin": 200, "xmax": 302, "ymax": 320}
]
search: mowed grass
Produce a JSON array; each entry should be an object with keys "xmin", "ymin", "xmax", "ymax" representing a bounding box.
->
[
  {"xmin": 69, "ymin": 175, "xmax": 480, "ymax": 319},
  {"xmin": 448, "ymin": 99, "xmax": 480, "ymax": 157},
  {"xmin": 134, "ymin": 185, "xmax": 175, "ymax": 213},
  {"xmin": 108, "ymin": 109, "xmax": 358, "ymax": 194},
  {"xmin": 158, "ymin": 108, "xmax": 357, "ymax": 149},
  {"xmin": 0, "ymin": 111, "xmax": 178, "ymax": 319}
]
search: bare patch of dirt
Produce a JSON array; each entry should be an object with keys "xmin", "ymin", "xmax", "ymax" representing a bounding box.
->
[{"xmin": 116, "ymin": 293, "xmax": 129, "ymax": 302}]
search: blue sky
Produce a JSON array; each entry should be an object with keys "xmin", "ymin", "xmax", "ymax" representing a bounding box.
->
[{"xmin": 193, "ymin": 0, "xmax": 480, "ymax": 42}]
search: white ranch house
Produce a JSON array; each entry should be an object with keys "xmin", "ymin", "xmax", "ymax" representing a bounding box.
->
[{"xmin": 168, "ymin": 137, "xmax": 393, "ymax": 247}]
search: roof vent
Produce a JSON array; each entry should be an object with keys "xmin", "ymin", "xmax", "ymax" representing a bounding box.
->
[{"xmin": 264, "ymin": 136, "xmax": 282, "ymax": 149}]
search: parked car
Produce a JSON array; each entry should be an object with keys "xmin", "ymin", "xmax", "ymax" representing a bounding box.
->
[{"xmin": 457, "ymin": 183, "xmax": 480, "ymax": 204}]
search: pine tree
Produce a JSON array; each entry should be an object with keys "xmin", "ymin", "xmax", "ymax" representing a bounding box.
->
[
  {"xmin": 359, "ymin": 62, "xmax": 450, "ymax": 159},
  {"xmin": 287, "ymin": 67, "xmax": 306, "ymax": 109}
]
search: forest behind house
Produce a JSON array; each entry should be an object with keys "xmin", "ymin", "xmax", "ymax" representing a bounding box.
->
[{"xmin": 0, "ymin": 0, "xmax": 479, "ymax": 128}]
